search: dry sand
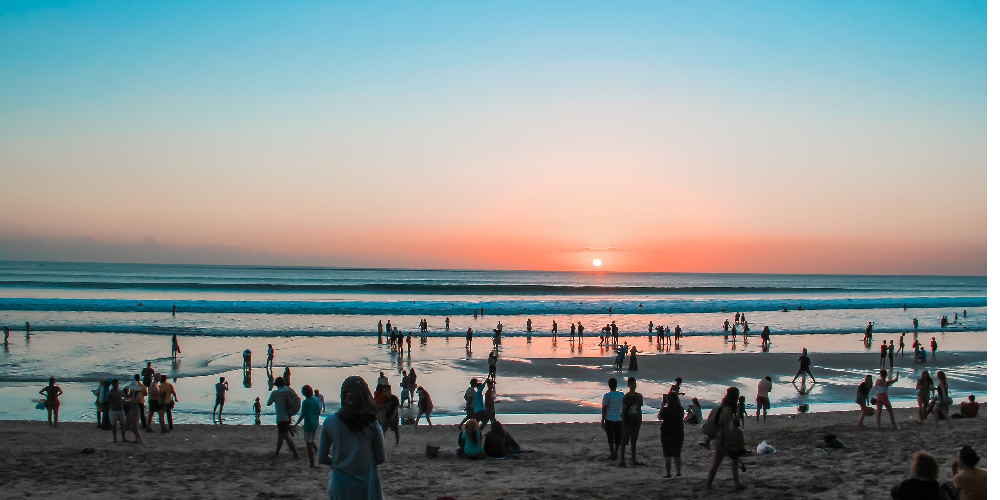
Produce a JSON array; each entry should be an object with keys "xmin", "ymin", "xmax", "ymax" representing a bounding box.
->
[{"xmin": 0, "ymin": 405, "xmax": 985, "ymax": 500}]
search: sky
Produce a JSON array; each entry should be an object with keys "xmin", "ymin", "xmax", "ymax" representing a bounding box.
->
[{"xmin": 0, "ymin": 1, "xmax": 987, "ymax": 274}]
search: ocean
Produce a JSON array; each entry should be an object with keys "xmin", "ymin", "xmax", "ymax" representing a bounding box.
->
[{"xmin": 0, "ymin": 261, "xmax": 987, "ymax": 424}]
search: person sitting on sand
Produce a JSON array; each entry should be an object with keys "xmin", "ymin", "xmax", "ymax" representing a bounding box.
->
[
  {"xmin": 856, "ymin": 375, "xmax": 874, "ymax": 427},
  {"xmin": 875, "ymin": 369, "xmax": 900, "ymax": 430},
  {"xmin": 955, "ymin": 395, "xmax": 979, "ymax": 419},
  {"xmin": 458, "ymin": 420, "xmax": 486, "ymax": 459},
  {"xmin": 658, "ymin": 392, "xmax": 684, "ymax": 479},
  {"xmin": 318, "ymin": 376, "xmax": 385, "ymax": 500},
  {"xmin": 948, "ymin": 445, "xmax": 986, "ymax": 500},
  {"xmin": 930, "ymin": 371, "xmax": 952, "ymax": 428},
  {"xmin": 684, "ymin": 398, "xmax": 702, "ymax": 425},
  {"xmin": 483, "ymin": 420, "xmax": 521, "ymax": 458},
  {"xmin": 39, "ymin": 377, "xmax": 63, "ymax": 428},
  {"xmin": 890, "ymin": 450, "xmax": 940, "ymax": 499}
]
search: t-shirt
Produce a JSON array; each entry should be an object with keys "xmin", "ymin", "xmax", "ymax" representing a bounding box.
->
[
  {"xmin": 267, "ymin": 387, "xmax": 291, "ymax": 422},
  {"xmin": 953, "ymin": 467, "xmax": 987, "ymax": 500},
  {"xmin": 215, "ymin": 382, "xmax": 227, "ymax": 399},
  {"xmin": 757, "ymin": 379, "xmax": 772, "ymax": 398},
  {"xmin": 383, "ymin": 394, "xmax": 399, "ymax": 420},
  {"xmin": 464, "ymin": 387, "xmax": 476, "ymax": 410},
  {"xmin": 602, "ymin": 391, "xmax": 623, "ymax": 422},
  {"xmin": 473, "ymin": 384, "xmax": 487, "ymax": 413},
  {"xmin": 299, "ymin": 396, "xmax": 321, "ymax": 433},
  {"xmin": 106, "ymin": 388, "xmax": 125, "ymax": 412},
  {"xmin": 621, "ymin": 392, "xmax": 643, "ymax": 423}
]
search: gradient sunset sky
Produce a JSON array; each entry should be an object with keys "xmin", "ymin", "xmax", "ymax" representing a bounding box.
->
[{"xmin": 0, "ymin": 1, "xmax": 986, "ymax": 274}]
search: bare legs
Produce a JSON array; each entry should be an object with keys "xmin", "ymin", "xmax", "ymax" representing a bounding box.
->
[
  {"xmin": 274, "ymin": 426, "xmax": 299, "ymax": 458},
  {"xmin": 876, "ymin": 402, "xmax": 898, "ymax": 430},
  {"xmin": 706, "ymin": 444, "xmax": 743, "ymax": 490},
  {"xmin": 663, "ymin": 456, "xmax": 681, "ymax": 478}
]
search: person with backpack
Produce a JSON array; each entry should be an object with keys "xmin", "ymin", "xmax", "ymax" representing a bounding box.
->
[
  {"xmin": 705, "ymin": 387, "xmax": 746, "ymax": 491},
  {"xmin": 267, "ymin": 376, "xmax": 300, "ymax": 458},
  {"xmin": 619, "ymin": 377, "xmax": 644, "ymax": 467}
]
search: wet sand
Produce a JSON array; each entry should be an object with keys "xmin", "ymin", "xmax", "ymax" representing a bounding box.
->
[{"xmin": 0, "ymin": 405, "xmax": 985, "ymax": 499}]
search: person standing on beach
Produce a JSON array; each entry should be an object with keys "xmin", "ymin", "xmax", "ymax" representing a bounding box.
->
[
  {"xmin": 130, "ymin": 374, "xmax": 148, "ymax": 430},
  {"xmin": 875, "ymin": 369, "xmax": 900, "ymax": 430},
  {"xmin": 445, "ymin": 317, "xmax": 450, "ymax": 331},
  {"xmin": 283, "ymin": 366, "xmax": 292, "ymax": 387},
  {"xmin": 213, "ymin": 376, "xmax": 229, "ymax": 423},
  {"xmin": 243, "ymin": 349, "xmax": 252, "ymax": 371},
  {"xmin": 627, "ymin": 345, "xmax": 638, "ymax": 371},
  {"xmin": 459, "ymin": 378, "xmax": 478, "ymax": 429},
  {"xmin": 378, "ymin": 384, "xmax": 400, "ymax": 446},
  {"xmin": 897, "ymin": 334, "xmax": 905, "ymax": 355},
  {"xmin": 526, "ymin": 318, "xmax": 532, "ymax": 333},
  {"xmin": 600, "ymin": 378, "xmax": 624, "ymax": 461},
  {"xmin": 171, "ymin": 334, "xmax": 181, "ymax": 359},
  {"xmin": 487, "ymin": 349, "xmax": 498, "ymax": 383},
  {"xmin": 318, "ymin": 376, "xmax": 385, "ymax": 500},
  {"xmin": 913, "ymin": 317, "xmax": 919, "ymax": 333},
  {"xmin": 915, "ymin": 371, "xmax": 933, "ymax": 423},
  {"xmin": 756, "ymin": 376, "xmax": 772, "ymax": 423},
  {"xmin": 791, "ymin": 348, "xmax": 816, "ymax": 383},
  {"xmin": 315, "ymin": 389, "xmax": 325, "ymax": 413},
  {"xmin": 484, "ymin": 380, "xmax": 496, "ymax": 427},
  {"xmin": 39, "ymin": 377, "xmax": 62, "ymax": 428},
  {"xmin": 930, "ymin": 338, "xmax": 938, "ymax": 359},
  {"xmin": 125, "ymin": 383, "xmax": 144, "ymax": 443},
  {"xmin": 466, "ymin": 327, "xmax": 474, "ymax": 350},
  {"xmin": 551, "ymin": 321, "xmax": 557, "ymax": 339},
  {"xmin": 619, "ymin": 377, "xmax": 643, "ymax": 467},
  {"xmin": 267, "ymin": 376, "xmax": 300, "ymax": 458},
  {"xmin": 888, "ymin": 340, "xmax": 895, "ymax": 369},
  {"xmin": 880, "ymin": 341, "xmax": 888, "ymax": 367},
  {"xmin": 294, "ymin": 385, "xmax": 321, "ymax": 467},
  {"xmin": 159, "ymin": 374, "xmax": 178, "ymax": 431},
  {"xmin": 146, "ymin": 375, "xmax": 161, "ymax": 431},
  {"xmin": 253, "ymin": 397, "xmax": 262, "ymax": 424},
  {"xmin": 856, "ymin": 375, "xmax": 874, "ymax": 427},
  {"xmin": 578, "ymin": 321, "xmax": 585, "ymax": 343},
  {"xmin": 266, "ymin": 344, "xmax": 275, "ymax": 370},
  {"xmin": 931, "ymin": 371, "xmax": 952, "ymax": 428},
  {"xmin": 106, "ymin": 379, "xmax": 128, "ymax": 442},
  {"xmin": 658, "ymin": 391, "xmax": 684, "ymax": 478},
  {"xmin": 399, "ymin": 369, "xmax": 411, "ymax": 408},
  {"xmin": 472, "ymin": 379, "xmax": 488, "ymax": 425}
]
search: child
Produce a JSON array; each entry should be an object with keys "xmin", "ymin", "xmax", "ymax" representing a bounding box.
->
[
  {"xmin": 253, "ymin": 397, "xmax": 262, "ymax": 425},
  {"xmin": 736, "ymin": 396, "xmax": 748, "ymax": 428}
]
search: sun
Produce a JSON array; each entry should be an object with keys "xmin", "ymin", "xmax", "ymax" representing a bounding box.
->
[{"xmin": 593, "ymin": 258, "xmax": 602, "ymax": 267}]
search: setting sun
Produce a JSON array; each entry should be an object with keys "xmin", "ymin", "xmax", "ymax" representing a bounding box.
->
[{"xmin": 592, "ymin": 258, "xmax": 602, "ymax": 267}]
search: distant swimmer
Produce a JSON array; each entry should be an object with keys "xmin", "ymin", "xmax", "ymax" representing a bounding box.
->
[
  {"xmin": 26, "ymin": 322, "xmax": 31, "ymax": 334},
  {"xmin": 138, "ymin": 302, "xmax": 143, "ymax": 307},
  {"xmin": 797, "ymin": 306, "xmax": 803, "ymax": 311},
  {"xmin": 781, "ymin": 307, "xmax": 788, "ymax": 312},
  {"xmin": 609, "ymin": 307, "xmax": 613, "ymax": 314}
]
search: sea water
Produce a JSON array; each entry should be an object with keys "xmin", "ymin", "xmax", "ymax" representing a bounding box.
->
[{"xmin": 0, "ymin": 261, "xmax": 986, "ymax": 424}]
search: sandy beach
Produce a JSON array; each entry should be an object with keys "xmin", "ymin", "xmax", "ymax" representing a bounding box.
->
[{"xmin": 1, "ymin": 404, "xmax": 985, "ymax": 499}]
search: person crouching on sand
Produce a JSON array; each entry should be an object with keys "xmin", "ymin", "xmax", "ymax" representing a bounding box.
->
[{"xmin": 318, "ymin": 376, "xmax": 385, "ymax": 500}]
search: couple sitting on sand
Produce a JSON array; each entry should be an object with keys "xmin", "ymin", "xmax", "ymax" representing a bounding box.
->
[{"xmin": 457, "ymin": 420, "xmax": 521, "ymax": 460}]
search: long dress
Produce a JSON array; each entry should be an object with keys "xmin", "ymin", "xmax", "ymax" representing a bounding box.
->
[
  {"xmin": 658, "ymin": 405, "xmax": 684, "ymax": 457},
  {"xmin": 628, "ymin": 349, "xmax": 638, "ymax": 371},
  {"xmin": 318, "ymin": 415, "xmax": 386, "ymax": 500}
]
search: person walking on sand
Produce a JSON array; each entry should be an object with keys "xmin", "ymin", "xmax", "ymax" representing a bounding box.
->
[
  {"xmin": 213, "ymin": 376, "xmax": 229, "ymax": 423},
  {"xmin": 930, "ymin": 338, "xmax": 938, "ymax": 359},
  {"xmin": 466, "ymin": 327, "xmax": 473, "ymax": 350},
  {"xmin": 791, "ymin": 348, "xmax": 816, "ymax": 383},
  {"xmin": 551, "ymin": 320, "xmax": 557, "ymax": 338},
  {"xmin": 459, "ymin": 378, "xmax": 478, "ymax": 429},
  {"xmin": 658, "ymin": 391, "xmax": 684, "ymax": 478},
  {"xmin": 414, "ymin": 386, "xmax": 434, "ymax": 428},
  {"xmin": 600, "ymin": 378, "xmax": 624, "ymax": 461},
  {"xmin": 39, "ymin": 377, "xmax": 63, "ymax": 428},
  {"xmin": 619, "ymin": 377, "xmax": 644, "ymax": 467},
  {"xmin": 318, "ymin": 376, "xmax": 385, "ymax": 500},
  {"xmin": 875, "ymin": 369, "xmax": 900, "ymax": 430},
  {"xmin": 706, "ymin": 387, "xmax": 745, "ymax": 491},
  {"xmin": 756, "ymin": 376, "xmax": 772, "ymax": 423},
  {"xmin": 294, "ymin": 385, "xmax": 322, "ymax": 467},
  {"xmin": 267, "ymin": 376, "xmax": 300, "ymax": 458},
  {"xmin": 171, "ymin": 334, "xmax": 181, "ymax": 359},
  {"xmin": 856, "ymin": 375, "xmax": 874, "ymax": 427}
]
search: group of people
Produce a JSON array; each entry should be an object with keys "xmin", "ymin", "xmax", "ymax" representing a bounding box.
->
[{"xmin": 87, "ymin": 362, "xmax": 178, "ymax": 444}]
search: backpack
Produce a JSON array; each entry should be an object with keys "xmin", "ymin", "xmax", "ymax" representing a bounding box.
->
[
  {"xmin": 701, "ymin": 405, "xmax": 724, "ymax": 439},
  {"xmin": 284, "ymin": 388, "xmax": 302, "ymax": 416}
]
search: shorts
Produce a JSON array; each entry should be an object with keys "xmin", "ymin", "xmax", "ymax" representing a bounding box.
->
[
  {"xmin": 623, "ymin": 419, "xmax": 641, "ymax": 443},
  {"xmin": 109, "ymin": 410, "xmax": 127, "ymax": 427},
  {"xmin": 303, "ymin": 431, "xmax": 316, "ymax": 444},
  {"xmin": 875, "ymin": 393, "xmax": 890, "ymax": 407},
  {"xmin": 604, "ymin": 420, "xmax": 623, "ymax": 447},
  {"xmin": 215, "ymin": 396, "xmax": 225, "ymax": 406},
  {"xmin": 756, "ymin": 396, "xmax": 770, "ymax": 410},
  {"xmin": 382, "ymin": 417, "xmax": 399, "ymax": 431},
  {"xmin": 475, "ymin": 410, "xmax": 489, "ymax": 423},
  {"xmin": 277, "ymin": 421, "xmax": 291, "ymax": 433},
  {"xmin": 149, "ymin": 401, "xmax": 161, "ymax": 412}
]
